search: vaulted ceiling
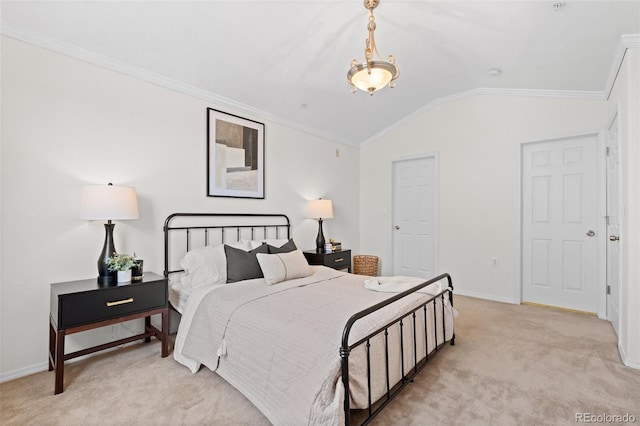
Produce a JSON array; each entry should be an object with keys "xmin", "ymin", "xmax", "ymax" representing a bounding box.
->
[{"xmin": 2, "ymin": 1, "xmax": 639, "ymax": 147}]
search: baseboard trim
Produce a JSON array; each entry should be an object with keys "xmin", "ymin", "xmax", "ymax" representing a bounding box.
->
[
  {"xmin": 0, "ymin": 342, "xmax": 141, "ymax": 383},
  {"xmin": 0, "ymin": 362, "xmax": 48, "ymax": 383},
  {"xmin": 618, "ymin": 343, "xmax": 640, "ymax": 370},
  {"xmin": 521, "ymin": 301, "xmax": 597, "ymax": 316},
  {"xmin": 454, "ymin": 289, "xmax": 519, "ymax": 305}
]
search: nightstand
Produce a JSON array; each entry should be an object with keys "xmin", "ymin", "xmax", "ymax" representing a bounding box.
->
[
  {"xmin": 303, "ymin": 249, "xmax": 352, "ymax": 272},
  {"xmin": 49, "ymin": 272, "xmax": 169, "ymax": 394}
]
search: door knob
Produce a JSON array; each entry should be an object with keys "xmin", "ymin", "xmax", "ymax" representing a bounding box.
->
[
  {"xmin": 586, "ymin": 230, "xmax": 595, "ymax": 237},
  {"xmin": 395, "ymin": 226, "xmax": 400, "ymax": 230},
  {"xmin": 609, "ymin": 235, "xmax": 620, "ymax": 241}
]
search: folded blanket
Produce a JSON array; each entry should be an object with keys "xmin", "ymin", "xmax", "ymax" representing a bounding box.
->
[
  {"xmin": 364, "ymin": 276, "xmax": 459, "ymax": 318},
  {"xmin": 364, "ymin": 276, "xmax": 446, "ymax": 295}
]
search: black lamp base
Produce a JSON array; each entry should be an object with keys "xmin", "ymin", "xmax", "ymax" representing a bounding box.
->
[
  {"xmin": 315, "ymin": 218, "xmax": 325, "ymax": 253},
  {"xmin": 97, "ymin": 222, "xmax": 117, "ymax": 285}
]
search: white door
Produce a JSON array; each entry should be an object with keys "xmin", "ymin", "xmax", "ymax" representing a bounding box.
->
[
  {"xmin": 606, "ymin": 115, "xmax": 621, "ymax": 335},
  {"xmin": 521, "ymin": 134, "xmax": 601, "ymax": 312},
  {"xmin": 392, "ymin": 156, "xmax": 438, "ymax": 278}
]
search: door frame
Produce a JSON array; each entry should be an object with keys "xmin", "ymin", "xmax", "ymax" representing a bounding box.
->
[
  {"xmin": 606, "ymin": 105, "xmax": 622, "ymax": 332},
  {"xmin": 517, "ymin": 130, "xmax": 607, "ymax": 318},
  {"xmin": 389, "ymin": 153, "xmax": 439, "ymax": 276}
]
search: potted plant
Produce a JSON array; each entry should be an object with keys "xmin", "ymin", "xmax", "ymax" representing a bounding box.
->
[{"xmin": 106, "ymin": 253, "xmax": 137, "ymax": 283}]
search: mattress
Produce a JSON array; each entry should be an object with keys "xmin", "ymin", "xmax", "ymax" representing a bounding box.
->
[
  {"xmin": 174, "ymin": 266, "xmax": 454, "ymax": 425},
  {"xmin": 168, "ymin": 276, "xmax": 189, "ymax": 315}
]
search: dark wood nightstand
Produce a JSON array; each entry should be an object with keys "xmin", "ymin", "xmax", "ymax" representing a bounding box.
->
[
  {"xmin": 49, "ymin": 272, "xmax": 169, "ymax": 394},
  {"xmin": 303, "ymin": 249, "xmax": 352, "ymax": 272}
]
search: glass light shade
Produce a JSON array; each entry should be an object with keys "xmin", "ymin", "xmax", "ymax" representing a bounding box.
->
[
  {"xmin": 80, "ymin": 184, "xmax": 139, "ymax": 221},
  {"xmin": 348, "ymin": 61, "xmax": 399, "ymax": 94},
  {"xmin": 307, "ymin": 199, "xmax": 333, "ymax": 220}
]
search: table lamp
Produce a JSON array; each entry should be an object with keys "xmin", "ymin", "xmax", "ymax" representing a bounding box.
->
[
  {"xmin": 80, "ymin": 183, "xmax": 139, "ymax": 284},
  {"xmin": 307, "ymin": 198, "xmax": 333, "ymax": 253}
]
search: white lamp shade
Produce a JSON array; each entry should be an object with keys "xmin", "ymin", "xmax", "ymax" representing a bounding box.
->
[
  {"xmin": 307, "ymin": 199, "xmax": 333, "ymax": 220},
  {"xmin": 80, "ymin": 184, "xmax": 139, "ymax": 221}
]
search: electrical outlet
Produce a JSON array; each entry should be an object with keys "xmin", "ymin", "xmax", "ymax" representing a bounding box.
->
[{"xmin": 492, "ymin": 257, "xmax": 499, "ymax": 268}]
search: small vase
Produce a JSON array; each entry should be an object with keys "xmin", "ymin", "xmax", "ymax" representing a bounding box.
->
[
  {"xmin": 117, "ymin": 270, "xmax": 132, "ymax": 283},
  {"xmin": 131, "ymin": 259, "xmax": 143, "ymax": 281}
]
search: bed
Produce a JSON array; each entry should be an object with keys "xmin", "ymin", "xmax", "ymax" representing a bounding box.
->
[{"xmin": 164, "ymin": 213, "xmax": 455, "ymax": 425}]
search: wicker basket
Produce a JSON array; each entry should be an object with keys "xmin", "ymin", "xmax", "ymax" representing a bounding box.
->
[{"xmin": 353, "ymin": 255, "xmax": 379, "ymax": 276}]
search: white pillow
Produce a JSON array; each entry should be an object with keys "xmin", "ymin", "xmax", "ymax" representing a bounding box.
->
[
  {"xmin": 256, "ymin": 249, "xmax": 313, "ymax": 286},
  {"xmin": 179, "ymin": 244, "xmax": 227, "ymax": 289},
  {"xmin": 226, "ymin": 240, "xmax": 253, "ymax": 251},
  {"xmin": 249, "ymin": 239, "xmax": 289, "ymax": 250}
]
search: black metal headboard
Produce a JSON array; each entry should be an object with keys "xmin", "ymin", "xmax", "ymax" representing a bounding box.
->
[{"xmin": 163, "ymin": 213, "xmax": 291, "ymax": 278}]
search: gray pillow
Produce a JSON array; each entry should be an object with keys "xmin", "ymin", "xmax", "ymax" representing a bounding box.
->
[
  {"xmin": 267, "ymin": 239, "xmax": 297, "ymax": 254},
  {"xmin": 225, "ymin": 243, "xmax": 269, "ymax": 283}
]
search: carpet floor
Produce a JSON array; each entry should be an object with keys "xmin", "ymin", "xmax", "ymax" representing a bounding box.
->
[{"xmin": 1, "ymin": 295, "xmax": 639, "ymax": 425}]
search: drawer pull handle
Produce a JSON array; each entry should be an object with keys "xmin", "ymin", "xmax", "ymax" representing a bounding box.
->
[
  {"xmin": 106, "ymin": 298, "xmax": 134, "ymax": 307},
  {"xmin": 334, "ymin": 258, "xmax": 344, "ymax": 262}
]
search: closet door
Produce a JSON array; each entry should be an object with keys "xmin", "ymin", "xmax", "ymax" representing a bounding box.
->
[
  {"xmin": 392, "ymin": 156, "xmax": 438, "ymax": 278},
  {"xmin": 521, "ymin": 133, "xmax": 602, "ymax": 313}
]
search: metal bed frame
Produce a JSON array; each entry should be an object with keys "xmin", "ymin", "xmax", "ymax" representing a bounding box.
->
[
  {"xmin": 163, "ymin": 212, "xmax": 290, "ymax": 276},
  {"xmin": 163, "ymin": 213, "xmax": 454, "ymax": 426},
  {"xmin": 342, "ymin": 273, "xmax": 454, "ymax": 425}
]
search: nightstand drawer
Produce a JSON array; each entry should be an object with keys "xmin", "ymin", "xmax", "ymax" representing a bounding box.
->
[
  {"xmin": 303, "ymin": 249, "xmax": 352, "ymax": 272},
  {"xmin": 56, "ymin": 281, "xmax": 166, "ymax": 329},
  {"xmin": 323, "ymin": 252, "xmax": 350, "ymax": 269}
]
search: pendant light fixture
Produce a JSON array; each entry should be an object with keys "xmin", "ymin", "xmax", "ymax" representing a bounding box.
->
[{"xmin": 347, "ymin": 0, "xmax": 399, "ymax": 96}]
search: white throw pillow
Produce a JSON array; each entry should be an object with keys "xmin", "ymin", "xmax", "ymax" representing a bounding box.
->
[
  {"xmin": 256, "ymin": 249, "xmax": 313, "ymax": 286},
  {"xmin": 179, "ymin": 244, "xmax": 227, "ymax": 289}
]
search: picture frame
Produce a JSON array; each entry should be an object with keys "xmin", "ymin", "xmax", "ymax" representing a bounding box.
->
[{"xmin": 207, "ymin": 108, "xmax": 265, "ymax": 198}]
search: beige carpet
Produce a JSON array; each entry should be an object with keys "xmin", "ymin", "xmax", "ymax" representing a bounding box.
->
[{"xmin": 2, "ymin": 296, "xmax": 639, "ymax": 425}]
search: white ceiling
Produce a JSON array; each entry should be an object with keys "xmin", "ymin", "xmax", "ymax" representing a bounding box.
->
[{"xmin": 2, "ymin": 1, "xmax": 639, "ymax": 147}]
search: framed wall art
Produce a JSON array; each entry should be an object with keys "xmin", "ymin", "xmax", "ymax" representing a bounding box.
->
[{"xmin": 207, "ymin": 108, "xmax": 265, "ymax": 198}]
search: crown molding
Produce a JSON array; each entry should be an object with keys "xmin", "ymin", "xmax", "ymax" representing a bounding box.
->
[
  {"xmin": 604, "ymin": 34, "xmax": 640, "ymax": 99},
  {"xmin": 361, "ymin": 34, "xmax": 640, "ymax": 148},
  {"xmin": 2, "ymin": 22, "xmax": 634, "ymax": 149},
  {"xmin": 0, "ymin": 22, "xmax": 357, "ymax": 148},
  {"xmin": 360, "ymin": 87, "xmax": 605, "ymax": 148},
  {"xmin": 621, "ymin": 34, "xmax": 640, "ymax": 48}
]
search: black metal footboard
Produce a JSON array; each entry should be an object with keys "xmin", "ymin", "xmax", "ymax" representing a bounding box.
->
[{"xmin": 341, "ymin": 273, "xmax": 455, "ymax": 426}]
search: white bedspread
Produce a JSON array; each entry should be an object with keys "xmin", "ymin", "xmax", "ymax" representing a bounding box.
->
[{"xmin": 175, "ymin": 266, "xmax": 454, "ymax": 425}]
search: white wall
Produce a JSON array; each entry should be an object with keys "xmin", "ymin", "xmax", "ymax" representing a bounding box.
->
[
  {"xmin": 608, "ymin": 48, "xmax": 640, "ymax": 368},
  {"xmin": 0, "ymin": 36, "xmax": 360, "ymax": 379},
  {"xmin": 2, "ymin": 34, "xmax": 637, "ymax": 380},
  {"xmin": 359, "ymin": 94, "xmax": 609, "ymax": 303},
  {"xmin": 360, "ymin": 55, "xmax": 640, "ymax": 368}
]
